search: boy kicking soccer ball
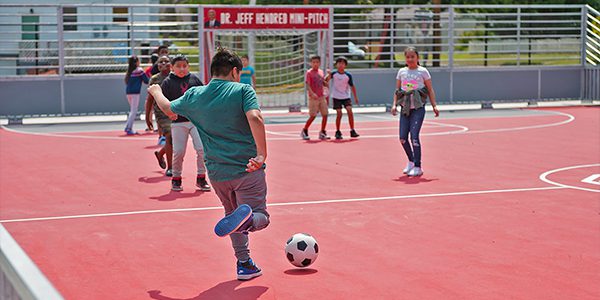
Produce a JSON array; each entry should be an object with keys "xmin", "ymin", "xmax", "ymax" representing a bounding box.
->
[{"xmin": 148, "ymin": 48, "xmax": 269, "ymax": 281}]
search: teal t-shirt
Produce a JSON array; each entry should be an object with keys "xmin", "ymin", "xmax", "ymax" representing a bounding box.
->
[
  {"xmin": 170, "ymin": 79, "xmax": 263, "ymax": 182},
  {"xmin": 240, "ymin": 66, "xmax": 255, "ymax": 86}
]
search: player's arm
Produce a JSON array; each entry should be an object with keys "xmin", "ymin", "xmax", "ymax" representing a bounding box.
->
[
  {"xmin": 424, "ymin": 79, "xmax": 439, "ymax": 117},
  {"xmin": 392, "ymin": 79, "xmax": 401, "ymax": 116},
  {"xmin": 145, "ymin": 93, "xmax": 155, "ymax": 131},
  {"xmin": 305, "ymin": 74, "xmax": 317, "ymax": 98},
  {"xmin": 251, "ymin": 73, "xmax": 256, "ymax": 90},
  {"xmin": 245, "ymin": 109, "xmax": 267, "ymax": 172},
  {"xmin": 351, "ymin": 85, "xmax": 359, "ymax": 105},
  {"xmin": 147, "ymin": 84, "xmax": 178, "ymax": 120}
]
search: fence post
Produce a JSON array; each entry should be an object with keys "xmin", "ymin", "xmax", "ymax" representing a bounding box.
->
[
  {"xmin": 448, "ymin": 6, "xmax": 454, "ymax": 69},
  {"xmin": 198, "ymin": 5, "xmax": 204, "ymax": 83},
  {"xmin": 580, "ymin": 5, "xmax": 587, "ymax": 100},
  {"xmin": 57, "ymin": 5, "xmax": 65, "ymax": 115},
  {"xmin": 129, "ymin": 7, "xmax": 134, "ymax": 56},
  {"xmin": 448, "ymin": 6, "xmax": 454, "ymax": 102},
  {"xmin": 389, "ymin": 6, "xmax": 395, "ymax": 68},
  {"xmin": 581, "ymin": 5, "xmax": 588, "ymax": 66},
  {"xmin": 516, "ymin": 7, "xmax": 521, "ymax": 66}
]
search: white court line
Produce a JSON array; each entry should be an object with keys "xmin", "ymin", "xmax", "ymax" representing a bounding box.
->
[
  {"xmin": 266, "ymin": 121, "xmax": 469, "ymax": 140},
  {"xmin": 539, "ymin": 163, "xmax": 600, "ymax": 193},
  {"xmin": 0, "ymin": 186, "xmax": 564, "ymax": 224},
  {"xmin": 466, "ymin": 111, "xmax": 575, "ymax": 134},
  {"xmin": 0, "ymin": 110, "xmax": 575, "ymax": 141}
]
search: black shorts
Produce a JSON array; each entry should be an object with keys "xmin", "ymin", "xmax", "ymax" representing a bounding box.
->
[{"xmin": 333, "ymin": 98, "xmax": 352, "ymax": 109}]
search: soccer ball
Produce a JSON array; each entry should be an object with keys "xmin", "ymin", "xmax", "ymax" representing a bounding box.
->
[{"xmin": 285, "ymin": 233, "xmax": 319, "ymax": 268}]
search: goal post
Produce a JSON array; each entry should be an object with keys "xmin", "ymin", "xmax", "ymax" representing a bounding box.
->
[{"xmin": 200, "ymin": 6, "xmax": 333, "ymax": 108}]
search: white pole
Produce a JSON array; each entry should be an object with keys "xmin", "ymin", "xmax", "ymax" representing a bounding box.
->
[
  {"xmin": 198, "ymin": 6, "xmax": 205, "ymax": 83},
  {"xmin": 248, "ymin": 1, "xmax": 256, "ymax": 74}
]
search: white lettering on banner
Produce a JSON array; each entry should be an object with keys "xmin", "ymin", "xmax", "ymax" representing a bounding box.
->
[
  {"xmin": 256, "ymin": 13, "xmax": 288, "ymax": 25},
  {"xmin": 289, "ymin": 13, "xmax": 304, "ymax": 24},
  {"xmin": 220, "ymin": 13, "xmax": 231, "ymax": 25},
  {"xmin": 235, "ymin": 13, "xmax": 254, "ymax": 25},
  {"xmin": 307, "ymin": 13, "xmax": 328, "ymax": 24}
]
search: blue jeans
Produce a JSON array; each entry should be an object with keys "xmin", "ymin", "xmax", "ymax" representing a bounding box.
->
[{"xmin": 399, "ymin": 107, "xmax": 425, "ymax": 167}]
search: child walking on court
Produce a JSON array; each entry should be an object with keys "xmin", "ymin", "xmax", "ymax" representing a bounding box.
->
[
  {"xmin": 160, "ymin": 54, "xmax": 210, "ymax": 191},
  {"xmin": 240, "ymin": 55, "xmax": 256, "ymax": 89},
  {"xmin": 301, "ymin": 55, "xmax": 330, "ymax": 140},
  {"xmin": 328, "ymin": 56, "xmax": 360, "ymax": 140},
  {"xmin": 124, "ymin": 55, "xmax": 149, "ymax": 135},
  {"xmin": 145, "ymin": 55, "xmax": 174, "ymax": 177},
  {"xmin": 148, "ymin": 48, "xmax": 269, "ymax": 281},
  {"xmin": 392, "ymin": 47, "xmax": 439, "ymax": 177}
]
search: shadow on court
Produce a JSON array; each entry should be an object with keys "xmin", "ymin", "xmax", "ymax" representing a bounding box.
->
[
  {"xmin": 148, "ymin": 280, "xmax": 269, "ymax": 300},
  {"xmin": 138, "ymin": 173, "xmax": 171, "ymax": 184},
  {"xmin": 393, "ymin": 176, "xmax": 439, "ymax": 184},
  {"xmin": 284, "ymin": 268, "xmax": 318, "ymax": 275},
  {"xmin": 149, "ymin": 190, "xmax": 206, "ymax": 202}
]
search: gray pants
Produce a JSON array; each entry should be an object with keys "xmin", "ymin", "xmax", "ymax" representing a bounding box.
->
[
  {"xmin": 212, "ymin": 169, "xmax": 270, "ymax": 262},
  {"xmin": 171, "ymin": 122, "xmax": 206, "ymax": 178}
]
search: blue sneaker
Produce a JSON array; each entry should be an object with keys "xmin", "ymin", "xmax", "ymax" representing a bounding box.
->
[
  {"xmin": 237, "ymin": 258, "xmax": 262, "ymax": 281},
  {"xmin": 214, "ymin": 204, "xmax": 253, "ymax": 237}
]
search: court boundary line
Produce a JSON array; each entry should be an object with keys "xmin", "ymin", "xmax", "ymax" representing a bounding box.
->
[
  {"xmin": 0, "ymin": 110, "xmax": 575, "ymax": 141},
  {"xmin": 539, "ymin": 163, "xmax": 600, "ymax": 193},
  {"xmin": 0, "ymin": 186, "xmax": 565, "ymax": 224}
]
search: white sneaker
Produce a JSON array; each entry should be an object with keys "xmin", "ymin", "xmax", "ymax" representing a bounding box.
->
[
  {"xmin": 407, "ymin": 166, "xmax": 423, "ymax": 177},
  {"xmin": 403, "ymin": 162, "xmax": 415, "ymax": 174}
]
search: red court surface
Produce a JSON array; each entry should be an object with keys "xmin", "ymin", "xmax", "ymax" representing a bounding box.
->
[{"xmin": 1, "ymin": 107, "xmax": 599, "ymax": 299}]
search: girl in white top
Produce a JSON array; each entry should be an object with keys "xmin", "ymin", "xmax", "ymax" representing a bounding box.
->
[{"xmin": 392, "ymin": 47, "xmax": 439, "ymax": 176}]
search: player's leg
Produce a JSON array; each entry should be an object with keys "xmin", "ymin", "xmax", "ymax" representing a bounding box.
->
[
  {"xmin": 345, "ymin": 101, "xmax": 359, "ymax": 137},
  {"xmin": 212, "ymin": 176, "xmax": 264, "ymax": 280},
  {"xmin": 407, "ymin": 107, "xmax": 426, "ymax": 176},
  {"xmin": 234, "ymin": 169, "xmax": 269, "ymax": 232},
  {"xmin": 190, "ymin": 124, "xmax": 210, "ymax": 191},
  {"xmin": 399, "ymin": 111, "xmax": 414, "ymax": 174},
  {"xmin": 333, "ymin": 99, "xmax": 343, "ymax": 139},
  {"xmin": 162, "ymin": 119, "xmax": 173, "ymax": 174},
  {"xmin": 302, "ymin": 99, "xmax": 318, "ymax": 140},
  {"xmin": 170, "ymin": 122, "xmax": 189, "ymax": 190},
  {"xmin": 125, "ymin": 94, "xmax": 139, "ymax": 134},
  {"xmin": 318, "ymin": 97, "xmax": 330, "ymax": 139}
]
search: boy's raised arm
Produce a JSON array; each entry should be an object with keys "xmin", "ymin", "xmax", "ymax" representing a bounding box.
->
[{"xmin": 148, "ymin": 84, "xmax": 177, "ymax": 120}]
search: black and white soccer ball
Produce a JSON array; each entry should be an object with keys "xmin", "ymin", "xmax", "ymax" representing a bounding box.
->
[{"xmin": 285, "ymin": 233, "xmax": 319, "ymax": 268}]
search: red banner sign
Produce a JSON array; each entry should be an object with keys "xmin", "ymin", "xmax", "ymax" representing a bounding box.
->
[{"xmin": 203, "ymin": 7, "xmax": 330, "ymax": 30}]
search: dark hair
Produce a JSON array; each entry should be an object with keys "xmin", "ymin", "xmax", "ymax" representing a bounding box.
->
[
  {"xmin": 211, "ymin": 47, "xmax": 243, "ymax": 77},
  {"xmin": 335, "ymin": 56, "xmax": 348, "ymax": 65},
  {"xmin": 125, "ymin": 55, "xmax": 139, "ymax": 84},
  {"xmin": 157, "ymin": 45, "xmax": 168, "ymax": 53},
  {"xmin": 310, "ymin": 55, "xmax": 321, "ymax": 61},
  {"xmin": 404, "ymin": 46, "xmax": 420, "ymax": 66},
  {"xmin": 171, "ymin": 54, "xmax": 189, "ymax": 65},
  {"xmin": 241, "ymin": 54, "xmax": 249, "ymax": 59},
  {"xmin": 150, "ymin": 53, "xmax": 159, "ymax": 64}
]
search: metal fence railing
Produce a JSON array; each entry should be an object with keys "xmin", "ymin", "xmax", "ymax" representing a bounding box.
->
[
  {"xmin": 0, "ymin": 4, "xmax": 596, "ymax": 77},
  {"xmin": 585, "ymin": 5, "xmax": 600, "ymax": 66},
  {"xmin": 0, "ymin": 4, "xmax": 597, "ymax": 117},
  {"xmin": 0, "ymin": 224, "xmax": 64, "ymax": 300},
  {"xmin": 332, "ymin": 5, "xmax": 586, "ymax": 69}
]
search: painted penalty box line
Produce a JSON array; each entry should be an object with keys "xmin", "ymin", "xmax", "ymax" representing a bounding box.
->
[{"xmin": 0, "ymin": 186, "xmax": 565, "ymax": 224}]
